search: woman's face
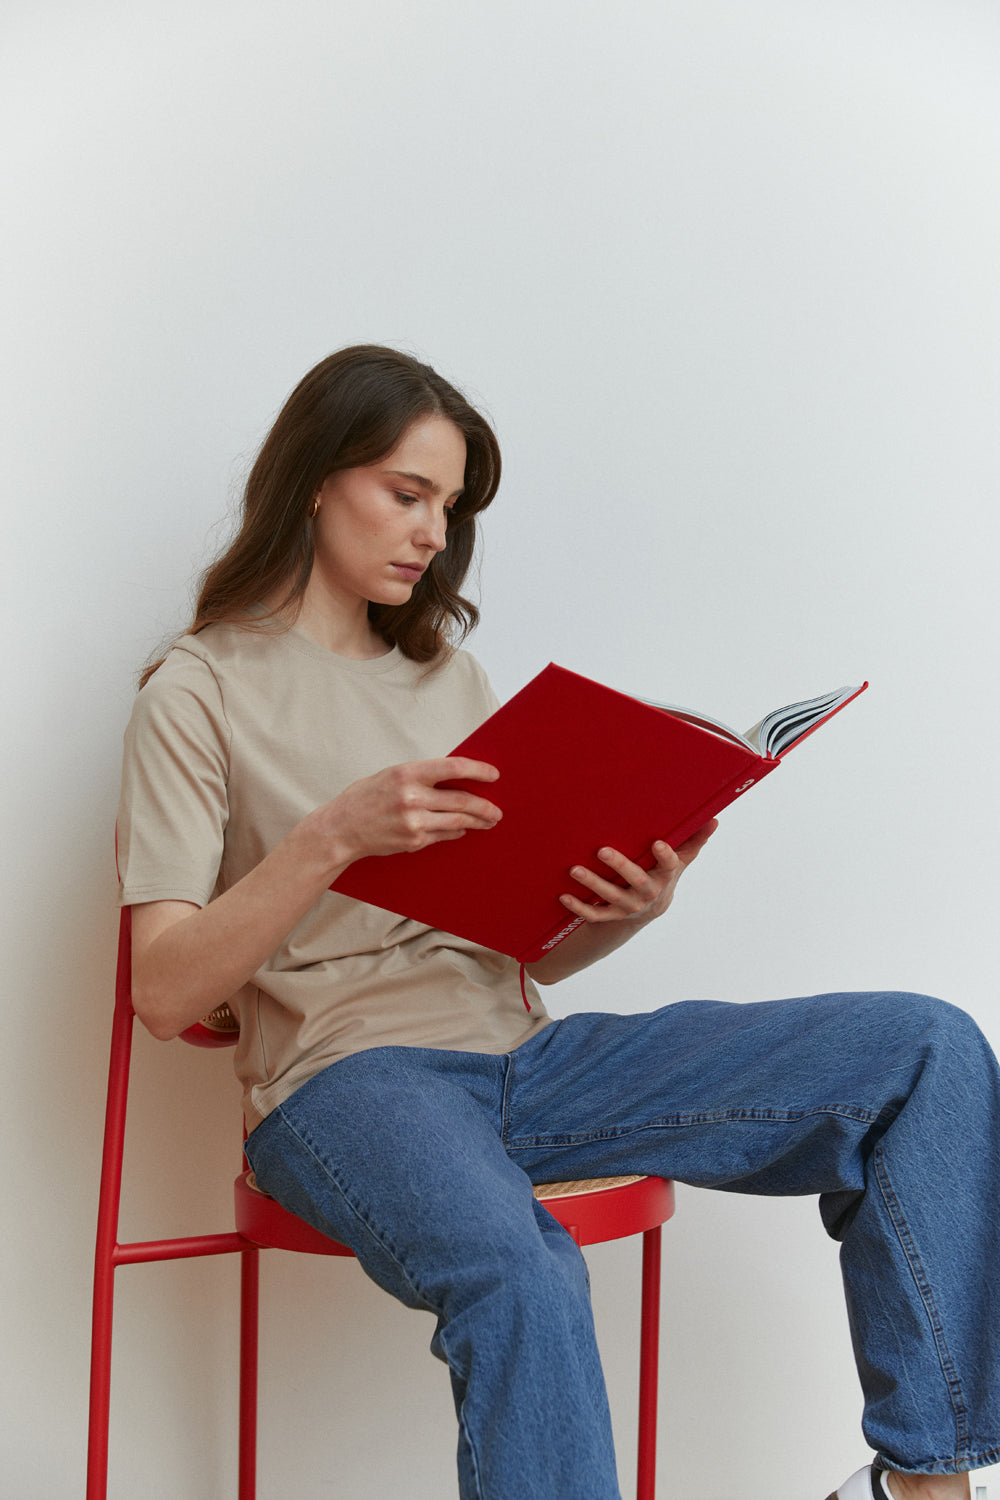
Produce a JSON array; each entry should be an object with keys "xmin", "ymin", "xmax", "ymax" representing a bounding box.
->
[{"xmin": 310, "ymin": 414, "xmax": 467, "ymax": 612}]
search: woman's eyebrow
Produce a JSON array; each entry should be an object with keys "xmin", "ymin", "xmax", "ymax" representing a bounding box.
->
[{"xmin": 387, "ymin": 469, "xmax": 464, "ymax": 500}]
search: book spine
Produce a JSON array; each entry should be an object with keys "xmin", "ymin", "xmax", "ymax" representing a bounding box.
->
[{"xmin": 516, "ymin": 756, "xmax": 780, "ymax": 964}]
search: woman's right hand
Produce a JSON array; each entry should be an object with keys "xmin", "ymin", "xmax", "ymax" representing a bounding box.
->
[
  {"xmin": 131, "ymin": 757, "xmax": 502, "ymax": 1040},
  {"xmin": 304, "ymin": 757, "xmax": 503, "ymax": 871}
]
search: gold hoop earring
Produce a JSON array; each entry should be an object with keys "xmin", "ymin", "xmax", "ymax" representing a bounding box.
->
[{"xmin": 309, "ymin": 496, "xmax": 320, "ymax": 519}]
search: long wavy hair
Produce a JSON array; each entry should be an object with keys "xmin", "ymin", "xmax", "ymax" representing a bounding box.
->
[{"xmin": 139, "ymin": 346, "xmax": 501, "ymax": 687}]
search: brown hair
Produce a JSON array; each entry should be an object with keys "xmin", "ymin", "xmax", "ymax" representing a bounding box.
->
[{"xmin": 139, "ymin": 345, "xmax": 501, "ymax": 687}]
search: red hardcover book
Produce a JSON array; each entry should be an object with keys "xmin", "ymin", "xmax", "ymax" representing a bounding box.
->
[{"xmin": 332, "ymin": 665, "xmax": 867, "ymax": 963}]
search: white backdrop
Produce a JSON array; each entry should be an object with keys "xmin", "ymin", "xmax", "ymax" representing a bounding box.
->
[{"xmin": 3, "ymin": 3, "xmax": 999, "ymax": 1497}]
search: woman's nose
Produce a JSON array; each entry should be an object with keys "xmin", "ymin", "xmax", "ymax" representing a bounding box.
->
[{"xmin": 416, "ymin": 507, "xmax": 448, "ymax": 552}]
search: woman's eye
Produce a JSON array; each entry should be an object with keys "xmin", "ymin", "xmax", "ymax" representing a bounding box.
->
[{"xmin": 395, "ymin": 492, "xmax": 419, "ymax": 505}]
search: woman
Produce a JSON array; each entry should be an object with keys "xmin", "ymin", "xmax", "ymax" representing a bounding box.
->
[{"xmin": 118, "ymin": 345, "xmax": 998, "ymax": 1500}]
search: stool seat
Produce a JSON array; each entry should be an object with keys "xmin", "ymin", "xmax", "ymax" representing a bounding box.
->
[
  {"xmin": 235, "ymin": 1169, "xmax": 674, "ymax": 1254},
  {"xmin": 534, "ymin": 1174, "xmax": 675, "ymax": 1246},
  {"xmin": 235, "ymin": 1171, "xmax": 354, "ymax": 1256}
]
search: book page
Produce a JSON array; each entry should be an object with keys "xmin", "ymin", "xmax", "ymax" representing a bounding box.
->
[
  {"xmin": 745, "ymin": 685, "xmax": 862, "ymax": 758},
  {"xmin": 639, "ymin": 698, "xmax": 757, "ymax": 751},
  {"xmin": 642, "ymin": 684, "xmax": 864, "ymax": 759}
]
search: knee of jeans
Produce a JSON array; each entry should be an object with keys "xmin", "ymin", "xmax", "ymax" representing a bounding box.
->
[{"xmin": 878, "ymin": 992, "xmax": 993, "ymax": 1071}]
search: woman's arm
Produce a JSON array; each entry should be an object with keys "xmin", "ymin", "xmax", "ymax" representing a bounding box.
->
[
  {"xmin": 524, "ymin": 820, "xmax": 718, "ymax": 986},
  {"xmin": 130, "ymin": 756, "xmax": 502, "ymax": 1040}
]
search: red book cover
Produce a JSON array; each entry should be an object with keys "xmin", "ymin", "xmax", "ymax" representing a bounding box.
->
[{"xmin": 332, "ymin": 665, "xmax": 867, "ymax": 963}]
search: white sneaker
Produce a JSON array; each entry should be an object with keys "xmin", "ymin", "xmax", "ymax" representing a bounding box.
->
[
  {"xmin": 825, "ymin": 1466, "xmax": 986, "ymax": 1500},
  {"xmin": 825, "ymin": 1467, "xmax": 892, "ymax": 1500}
]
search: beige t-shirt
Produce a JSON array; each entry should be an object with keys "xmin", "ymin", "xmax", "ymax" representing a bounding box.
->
[{"xmin": 117, "ymin": 621, "xmax": 551, "ymax": 1129}]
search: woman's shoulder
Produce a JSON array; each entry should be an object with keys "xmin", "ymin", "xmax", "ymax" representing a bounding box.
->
[
  {"xmin": 124, "ymin": 637, "xmax": 232, "ymax": 766},
  {"xmin": 137, "ymin": 631, "xmax": 227, "ymax": 705},
  {"xmin": 144, "ymin": 620, "xmax": 282, "ymax": 692},
  {"xmin": 429, "ymin": 644, "xmax": 491, "ymax": 687},
  {"xmin": 427, "ymin": 647, "xmax": 499, "ymax": 714}
]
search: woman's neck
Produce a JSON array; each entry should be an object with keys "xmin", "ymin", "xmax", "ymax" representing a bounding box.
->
[{"xmin": 290, "ymin": 589, "xmax": 392, "ymax": 660}]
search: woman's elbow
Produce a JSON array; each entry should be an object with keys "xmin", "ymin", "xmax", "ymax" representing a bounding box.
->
[
  {"xmin": 133, "ymin": 999, "xmax": 182, "ymax": 1043},
  {"xmin": 128, "ymin": 900, "xmax": 202, "ymax": 1041},
  {"xmin": 130, "ymin": 973, "xmax": 184, "ymax": 1042}
]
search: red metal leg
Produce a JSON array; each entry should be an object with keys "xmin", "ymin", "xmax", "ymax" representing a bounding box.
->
[
  {"xmin": 636, "ymin": 1224, "xmax": 662, "ymax": 1500},
  {"xmin": 86, "ymin": 1250, "xmax": 114, "ymax": 1500},
  {"xmin": 239, "ymin": 1247, "xmax": 260, "ymax": 1500},
  {"xmin": 90, "ymin": 907, "xmax": 267, "ymax": 1497},
  {"xmin": 87, "ymin": 919, "xmax": 136, "ymax": 1500}
]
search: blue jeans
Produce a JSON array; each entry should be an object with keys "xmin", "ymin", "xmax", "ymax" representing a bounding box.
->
[{"xmin": 244, "ymin": 992, "xmax": 1000, "ymax": 1498}]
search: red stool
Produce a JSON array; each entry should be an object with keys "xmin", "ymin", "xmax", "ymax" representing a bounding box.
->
[{"xmin": 88, "ymin": 907, "xmax": 675, "ymax": 1498}]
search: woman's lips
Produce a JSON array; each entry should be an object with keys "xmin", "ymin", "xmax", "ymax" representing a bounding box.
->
[{"xmin": 391, "ymin": 563, "xmax": 424, "ymax": 582}]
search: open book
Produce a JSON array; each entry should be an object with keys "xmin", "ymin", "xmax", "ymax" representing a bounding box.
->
[{"xmin": 332, "ymin": 665, "xmax": 868, "ymax": 964}]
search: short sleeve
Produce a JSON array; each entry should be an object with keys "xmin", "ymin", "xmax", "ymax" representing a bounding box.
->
[
  {"xmin": 117, "ymin": 647, "xmax": 232, "ymax": 908},
  {"xmin": 464, "ymin": 651, "xmax": 501, "ymax": 718}
]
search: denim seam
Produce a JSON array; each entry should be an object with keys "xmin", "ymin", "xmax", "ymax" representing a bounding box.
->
[
  {"xmin": 871, "ymin": 1139, "xmax": 971, "ymax": 1464},
  {"xmin": 439, "ymin": 1325, "xmax": 488, "ymax": 1500},
  {"xmin": 504, "ymin": 1102, "xmax": 882, "ymax": 1150}
]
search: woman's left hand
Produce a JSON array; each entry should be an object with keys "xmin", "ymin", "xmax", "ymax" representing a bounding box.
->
[
  {"xmin": 524, "ymin": 819, "xmax": 719, "ymax": 985},
  {"xmin": 558, "ymin": 819, "xmax": 719, "ymax": 928}
]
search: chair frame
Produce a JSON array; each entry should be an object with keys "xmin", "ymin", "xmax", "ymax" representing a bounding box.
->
[{"xmin": 88, "ymin": 907, "xmax": 673, "ymax": 1498}]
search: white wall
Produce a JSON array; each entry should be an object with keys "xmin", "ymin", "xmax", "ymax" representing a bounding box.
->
[{"xmin": 3, "ymin": 2, "xmax": 999, "ymax": 1496}]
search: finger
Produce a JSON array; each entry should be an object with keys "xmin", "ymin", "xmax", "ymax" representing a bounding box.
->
[
  {"xmin": 557, "ymin": 890, "xmax": 615, "ymax": 921},
  {"xmin": 428, "ymin": 809, "xmax": 501, "ymax": 833},
  {"xmin": 558, "ymin": 887, "xmax": 647, "ymax": 923},
  {"xmin": 421, "ymin": 757, "xmax": 501, "ymax": 785},
  {"xmin": 672, "ymin": 819, "xmax": 719, "ymax": 862},
  {"xmin": 565, "ymin": 858, "xmax": 651, "ymax": 913},
  {"xmin": 430, "ymin": 789, "xmax": 503, "ymax": 826},
  {"xmin": 596, "ymin": 845, "xmax": 651, "ymax": 885},
  {"xmin": 598, "ymin": 844, "xmax": 679, "ymax": 893},
  {"xmin": 611, "ymin": 840, "xmax": 680, "ymax": 882}
]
